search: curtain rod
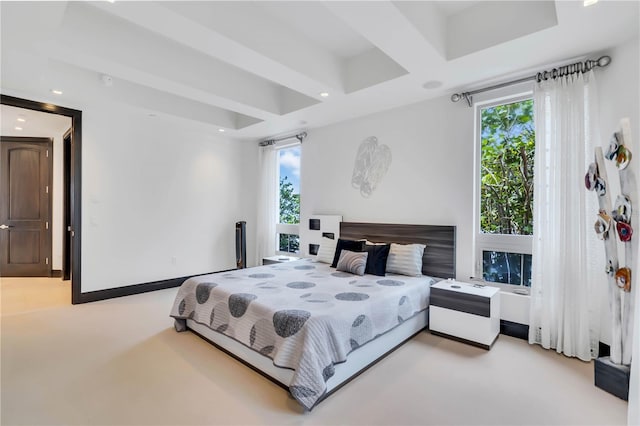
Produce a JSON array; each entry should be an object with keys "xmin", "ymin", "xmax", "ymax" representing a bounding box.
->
[
  {"xmin": 258, "ymin": 131, "xmax": 307, "ymax": 147},
  {"xmin": 450, "ymin": 55, "xmax": 611, "ymax": 107}
]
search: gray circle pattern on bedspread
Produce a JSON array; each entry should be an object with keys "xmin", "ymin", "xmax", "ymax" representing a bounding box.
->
[
  {"xmin": 377, "ymin": 279, "xmax": 405, "ymax": 286},
  {"xmin": 398, "ymin": 295, "xmax": 413, "ymax": 323},
  {"xmin": 294, "ymin": 265, "xmax": 315, "ymax": 270},
  {"xmin": 249, "ymin": 273, "xmax": 275, "ymax": 279},
  {"xmin": 196, "ymin": 282, "xmax": 218, "ymax": 304},
  {"xmin": 273, "ymin": 309, "xmax": 312, "ymax": 338},
  {"xmin": 350, "ymin": 314, "xmax": 374, "ymax": 349},
  {"xmin": 335, "ymin": 292, "xmax": 370, "ymax": 301},
  {"xmin": 286, "ymin": 281, "xmax": 316, "ymax": 289},
  {"xmin": 228, "ymin": 293, "xmax": 257, "ymax": 317}
]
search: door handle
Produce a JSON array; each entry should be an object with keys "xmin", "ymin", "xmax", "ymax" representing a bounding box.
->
[{"xmin": 0, "ymin": 224, "xmax": 14, "ymax": 230}]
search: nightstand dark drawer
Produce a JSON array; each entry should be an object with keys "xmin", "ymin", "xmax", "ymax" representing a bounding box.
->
[{"xmin": 430, "ymin": 287, "xmax": 491, "ymax": 317}]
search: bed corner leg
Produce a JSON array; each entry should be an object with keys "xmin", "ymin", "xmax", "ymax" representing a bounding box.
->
[{"xmin": 174, "ymin": 318, "xmax": 187, "ymax": 332}]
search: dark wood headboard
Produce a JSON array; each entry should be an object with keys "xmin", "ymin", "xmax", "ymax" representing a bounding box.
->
[{"xmin": 340, "ymin": 222, "xmax": 456, "ymax": 279}]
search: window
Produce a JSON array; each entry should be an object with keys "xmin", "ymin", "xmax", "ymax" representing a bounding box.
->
[
  {"xmin": 482, "ymin": 250, "xmax": 532, "ymax": 287},
  {"xmin": 475, "ymin": 95, "xmax": 534, "ymax": 287},
  {"xmin": 276, "ymin": 145, "xmax": 300, "ymax": 255}
]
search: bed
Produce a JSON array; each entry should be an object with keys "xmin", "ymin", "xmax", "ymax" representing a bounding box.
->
[{"xmin": 170, "ymin": 222, "xmax": 456, "ymax": 410}]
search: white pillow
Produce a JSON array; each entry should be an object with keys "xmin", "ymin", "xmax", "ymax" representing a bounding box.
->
[
  {"xmin": 316, "ymin": 237, "xmax": 338, "ymax": 264},
  {"xmin": 386, "ymin": 243, "xmax": 426, "ymax": 276}
]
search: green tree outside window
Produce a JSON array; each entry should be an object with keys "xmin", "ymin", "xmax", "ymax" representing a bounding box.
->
[
  {"xmin": 279, "ymin": 176, "xmax": 299, "ymax": 224},
  {"xmin": 279, "ymin": 176, "xmax": 299, "ymax": 252},
  {"xmin": 480, "ymin": 99, "xmax": 535, "ymax": 235}
]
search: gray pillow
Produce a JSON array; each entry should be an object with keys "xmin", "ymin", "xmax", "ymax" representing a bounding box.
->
[{"xmin": 336, "ymin": 250, "xmax": 369, "ymax": 276}]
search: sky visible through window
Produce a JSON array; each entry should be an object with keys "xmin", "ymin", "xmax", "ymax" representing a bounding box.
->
[{"xmin": 279, "ymin": 145, "xmax": 300, "ymax": 194}]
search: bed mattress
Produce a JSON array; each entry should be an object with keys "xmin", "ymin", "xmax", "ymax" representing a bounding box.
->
[{"xmin": 170, "ymin": 259, "xmax": 435, "ymax": 409}]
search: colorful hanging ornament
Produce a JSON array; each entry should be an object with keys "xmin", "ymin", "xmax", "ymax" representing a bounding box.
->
[
  {"xmin": 605, "ymin": 260, "xmax": 616, "ymax": 276},
  {"xmin": 594, "ymin": 210, "xmax": 612, "ymax": 240},
  {"xmin": 615, "ymin": 145, "xmax": 632, "ymax": 170},
  {"xmin": 594, "ymin": 177, "xmax": 607, "ymax": 196},
  {"xmin": 616, "ymin": 221, "xmax": 633, "ymax": 242},
  {"xmin": 614, "ymin": 267, "xmax": 632, "ymax": 292},
  {"xmin": 605, "ymin": 132, "xmax": 621, "ymax": 161},
  {"xmin": 612, "ymin": 194, "xmax": 632, "ymax": 223},
  {"xmin": 585, "ymin": 162, "xmax": 598, "ymax": 191}
]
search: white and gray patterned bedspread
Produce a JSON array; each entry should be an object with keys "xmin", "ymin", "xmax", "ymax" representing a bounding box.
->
[{"xmin": 170, "ymin": 259, "xmax": 434, "ymax": 410}]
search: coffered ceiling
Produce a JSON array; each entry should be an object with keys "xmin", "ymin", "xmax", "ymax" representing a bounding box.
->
[{"xmin": 1, "ymin": 1, "xmax": 638, "ymax": 140}]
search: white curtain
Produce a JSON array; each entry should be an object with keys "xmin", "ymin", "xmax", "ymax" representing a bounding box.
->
[
  {"xmin": 256, "ymin": 145, "xmax": 277, "ymax": 263},
  {"xmin": 529, "ymin": 71, "xmax": 605, "ymax": 361}
]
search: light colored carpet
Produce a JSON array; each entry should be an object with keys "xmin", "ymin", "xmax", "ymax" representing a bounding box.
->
[
  {"xmin": 1, "ymin": 283, "xmax": 628, "ymax": 425},
  {"xmin": 1, "ymin": 277, "xmax": 70, "ymax": 315}
]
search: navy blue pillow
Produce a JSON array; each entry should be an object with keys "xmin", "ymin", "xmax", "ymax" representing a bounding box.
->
[
  {"xmin": 364, "ymin": 243, "xmax": 391, "ymax": 276},
  {"xmin": 331, "ymin": 239, "xmax": 365, "ymax": 267}
]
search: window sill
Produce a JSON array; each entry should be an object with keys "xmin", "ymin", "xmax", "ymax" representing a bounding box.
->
[{"xmin": 469, "ymin": 277, "xmax": 531, "ymax": 296}]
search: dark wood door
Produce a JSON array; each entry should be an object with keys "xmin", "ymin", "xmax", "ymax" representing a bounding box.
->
[{"xmin": 0, "ymin": 137, "xmax": 52, "ymax": 276}]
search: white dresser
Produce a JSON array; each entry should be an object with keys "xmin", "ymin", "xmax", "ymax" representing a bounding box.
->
[{"xmin": 429, "ymin": 279, "xmax": 500, "ymax": 349}]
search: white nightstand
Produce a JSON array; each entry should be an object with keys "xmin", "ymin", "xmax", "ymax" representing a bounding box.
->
[
  {"xmin": 262, "ymin": 255, "xmax": 300, "ymax": 265},
  {"xmin": 429, "ymin": 279, "xmax": 500, "ymax": 349}
]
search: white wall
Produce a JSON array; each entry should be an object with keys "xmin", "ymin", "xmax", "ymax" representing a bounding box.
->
[
  {"xmin": 2, "ymin": 88, "xmax": 258, "ymax": 293},
  {"xmin": 301, "ymin": 94, "xmax": 475, "ymax": 279},
  {"xmin": 595, "ymin": 37, "xmax": 640, "ymax": 426},
  {"xmin": 300, "ymin": 37, "xmax": 639, "ymax": 337},
  {"xmin": 80, "ymin": 106, "xmax": 258, "ymax": 292}
]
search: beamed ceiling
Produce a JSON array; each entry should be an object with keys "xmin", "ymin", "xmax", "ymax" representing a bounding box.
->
[{"xmin": 1, "ymin": 1, "xmax": 638, "ymax": 140}]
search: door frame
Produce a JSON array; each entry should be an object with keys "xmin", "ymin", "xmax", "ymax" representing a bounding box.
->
[
  {"xmin": 1, "ymin": 94, "xmax": 83, "ymax": 304},
  {"xmin": 0, "ymin": 137, "xmax": 54, "ymax": 276},
  {"xmin": 62, "ymin": 128, "xmax": 72, "ymax": 281}
]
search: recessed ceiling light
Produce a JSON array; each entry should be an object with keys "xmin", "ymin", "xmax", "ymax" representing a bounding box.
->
[
  {"xmin": 422, "ymin": 80, "xmax": 443, "ymax": 90},
  {"xmin": 218, "ymin": 128, "xmax": 225, "ymax": 132},
  {"xmin": 15, "ymin": 126, "xmax": 23, "ymax": 131},
  {"xmin": 319, "ymin": 92, "xmax": 329, "ymax": 98},
  {"xmin": 51, "ymin": 89, "xmax": 63, "ymax": 95},
  {"xmin": 101, "ymin": 74, "xmax": 114, "ymax": 87},
  {"xmin": 17, "ymin": 117, "xmax": 26, "ymax": 122},
  {"xmin": 583, "ymin": 0, "xmax": 598, "ymax": 6}
]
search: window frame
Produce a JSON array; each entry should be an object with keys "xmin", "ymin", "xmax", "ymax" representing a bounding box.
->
[
  {"xmin": 473, "ymin": 91, "xmax": 534, "ymax": 290},
  {"xmin": 274, "ymin": 141, "xmax": 301, "ymax": 256}
]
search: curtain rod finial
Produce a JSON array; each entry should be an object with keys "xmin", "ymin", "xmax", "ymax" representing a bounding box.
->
[
  {"xmin": 451, "ymin": 92, "xmax": 472, "ymax": 106},
  {"xmin": 295, "ymin": 131, "xmax": 308, "ymax": 143},
  {"xmin": 597, "ymin": 56, "xmax": 611, "ymax": 67}
]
